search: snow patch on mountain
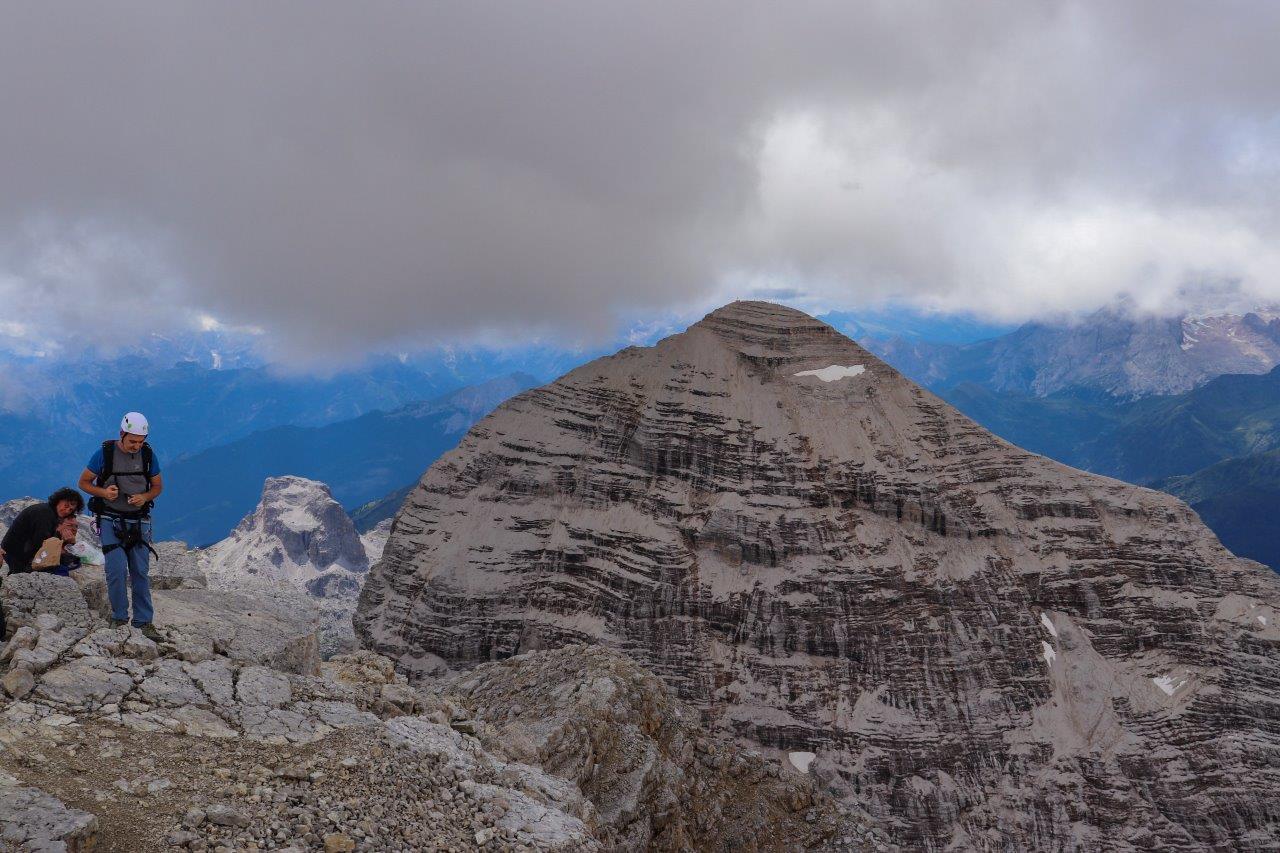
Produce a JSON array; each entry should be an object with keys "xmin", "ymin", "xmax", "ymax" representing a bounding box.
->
[
  {"xmin": 1153, "ymin": 673, "xmax": 1188, "ymax": 696},
  {"xmin": 794, "ymin": 364, "xmax": 866, "ymax": 382}
]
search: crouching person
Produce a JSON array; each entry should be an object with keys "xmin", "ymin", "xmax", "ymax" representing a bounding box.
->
[
  {"xmin": 78, "ymin": 411, "xmax": 164, "ymax": 641},
  {"xmin": 0, "ymin": 487, "xmax": 84, "ymax": 637},
  {"xmin": 0, "ymin": 488, "xmax": 84, "ymax": 575}
]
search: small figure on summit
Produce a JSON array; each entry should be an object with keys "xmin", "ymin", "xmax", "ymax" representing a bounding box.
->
[{"xmin": 78, "ymin": 411, "xmax": 165, "ymax": 641}]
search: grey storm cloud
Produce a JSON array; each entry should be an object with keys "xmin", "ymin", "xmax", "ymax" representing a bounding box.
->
[{"xmin": 1, "ymin": 1, "xmax": 1279, "ymax": 356}]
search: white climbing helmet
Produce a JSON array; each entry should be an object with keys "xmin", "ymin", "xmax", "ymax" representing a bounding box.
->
[{"xmin": 120, "ymin": 411, "xmax": 150, "ymax": 437}]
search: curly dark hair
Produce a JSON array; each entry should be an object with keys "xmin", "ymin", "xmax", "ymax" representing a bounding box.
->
[{"xmin": 47, "ymin": 486, "xmax": 85, "ymax": 513}]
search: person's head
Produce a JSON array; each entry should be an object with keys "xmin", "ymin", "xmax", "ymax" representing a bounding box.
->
[
  {"xmin": 57, "ymin": 516, "xmax": 78, "ymax": 543},
  {"xmin": 47, "ymin": 486, "xmax": 84, "ymax": 519},
  {"xmin": 118, "ymin": 411, "xmax": 150, "ymax": 452}
]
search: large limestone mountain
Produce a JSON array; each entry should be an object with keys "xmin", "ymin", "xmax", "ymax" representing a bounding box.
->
[{"xmin": 355, "ymin": 301, "xmax": 1280, "ymax": 850}]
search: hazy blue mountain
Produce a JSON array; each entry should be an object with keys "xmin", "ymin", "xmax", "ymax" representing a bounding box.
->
[
  {"xmin": 1158, "ymin": 449, "xmax": 1280, "ymax": 572},
  {"xmin": 818, "ymin": 305, "xmax": 1015, "ymax": 346},
  {"xmin": 939, "ymin": 384, "xmax": 1122, "ymax": 472},
  {"xmin": 157, "ymin": 374, "xmax": 538, "ymax": 545},
  {"xmin": 351, "ymin": 484, "xmax": 415, "ymax": 533},
  {"xmin": 0, "ymin": 359, "xmax": 468, "ymax": 500},
  {"xmin": 937, "ymin": 368, "xmax": 1280, "ymax": 572},
  {"xmin": 0, "ymin": 313, "xmax": 676, "ymax": 501},
  {"xmin": 875, "ymin": 307, "xmax": 1280, "ymax": 400},
  {"xmin": 942, "ymin": 366, "xmax": 1280, "ymax": 485}
]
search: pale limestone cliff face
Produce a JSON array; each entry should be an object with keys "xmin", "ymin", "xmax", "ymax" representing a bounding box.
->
[
  {"xmin": 202, "ymin": 476, "xmax": 370, "ymax": 657},
  {"xmin": 204, "ymin": 476, "xmax": 369, "ymax": 592},
  {"xmin": 355, "ymin": 301, "xmax": 1280, "ymax": 850}
]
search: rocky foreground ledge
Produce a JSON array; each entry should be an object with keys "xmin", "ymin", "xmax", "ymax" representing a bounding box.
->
[{"xmin": 0, "ymin": 589, "xmax": 880, "ymax": 851}]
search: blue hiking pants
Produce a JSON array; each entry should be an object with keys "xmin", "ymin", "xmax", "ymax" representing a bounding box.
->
[{"xmin": 100, "ymin": 517, "xmax": 154, "ymax": 626}]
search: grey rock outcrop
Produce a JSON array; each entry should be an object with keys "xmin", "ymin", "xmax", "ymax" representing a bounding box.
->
[
  {"xmin": 356, "ymin": 301, "xmax": 1280, "ymax": 850},
  {"xmin": 449, "ymin": 644, "xmax": 870, "ymax": 851},
  {"xmin": 150, "ymin": 541, "xmax": 209, "ymax": 590},
  {"xmin": 0, "ymin": 573, "xmax": 99, "ymax": 637},
  {"xmin": 0, "ymin": 600, "xmax": 840, "ymax": 851},
  {"xmin": 152, "ymin": 588, "xmax": 321, "ymax": 675},
  {"xmin": 0, "ymin": 498, "xmax": 37, "ymax": 531},
  {"xmin": 0, "ymin": 770, "xmax": 97, "ymax": 852}
]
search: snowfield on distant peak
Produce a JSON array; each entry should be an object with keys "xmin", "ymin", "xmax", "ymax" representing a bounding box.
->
[{"xmin": 793, "ymin": 364, "xmax": 866, "ymax": 382}]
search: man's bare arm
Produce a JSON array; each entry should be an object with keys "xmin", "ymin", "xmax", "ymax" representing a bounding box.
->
[{"xmin": 78, "ymin": 467, "xmax": 117, "ymax": 501}]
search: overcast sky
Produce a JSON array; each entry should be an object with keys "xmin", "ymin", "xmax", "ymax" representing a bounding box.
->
[{"xmin": 2, "ymin": 1, "xmax": 1278, "ymax": 360}]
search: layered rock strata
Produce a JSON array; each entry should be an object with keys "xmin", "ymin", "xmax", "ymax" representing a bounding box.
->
[
  {"xmin": 356, "ymin": 300, "xmax": 1280, "ymax": 850},
  {"xmin": 448, "ymin": 644, "xmax": 875, "ymax": 851}
]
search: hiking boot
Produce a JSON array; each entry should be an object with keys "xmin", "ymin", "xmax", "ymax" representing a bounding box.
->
[
  {"xmin": 110, "ymin": 618, "xmax": 128, "ymax": 629},
  {"xmin": 137, "ymin": 623, "xmax": 163, "ymax": 642}
]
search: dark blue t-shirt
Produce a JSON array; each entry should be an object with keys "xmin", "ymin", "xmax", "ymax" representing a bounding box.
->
[{"xmin": 86, "ymin": 443, "xmax": 162, "ymax": 515}]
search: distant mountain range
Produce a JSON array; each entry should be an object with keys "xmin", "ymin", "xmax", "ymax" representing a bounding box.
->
[
  {"xmin": 872, "ymin": 306, "xmax": 1280, "ymax": 399},
  {"xmin": 1156, "ymin": 450, "xmax": 1280, "ymax": 573},
  {"xmin": 351, "ymin": 484, "xmax": 415, "ymax": 533},
  {"xmin": 943, "ymin": 366, "xmax": 1280, "ymax": 483},
  {"xmin": 0, "ymin": 330, "xmax": 612, "ymax": 500},
  {"xmin": 158, "ymin": 373, "xmax": 539, "ymax": 545},
  {"xmin": 6, "ymin": 302, "xmax": 1279, "ymax": 569}
]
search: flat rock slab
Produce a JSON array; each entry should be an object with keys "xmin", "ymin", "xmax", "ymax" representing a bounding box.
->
[
  {"xmin": 152, "ymin": 588, "xmax": 320, "ymax": 675},
  {"xmin": 0, "ymin": 771, "xmax": 98, "ymax": 851}
]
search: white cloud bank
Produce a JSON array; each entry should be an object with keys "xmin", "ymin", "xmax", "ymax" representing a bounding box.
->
[{"xmin": 1, "ymin": 2, "xmax": 1278, "ymax": 358}]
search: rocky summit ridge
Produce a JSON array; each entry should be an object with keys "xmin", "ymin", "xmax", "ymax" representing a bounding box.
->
[
  {"xmin": 0, "ymin": 530, "xmax": 858, "ymax": 848},
  {"xmin": 356, "ymin": 300, "xmax": 1280, "ymax": 850}
]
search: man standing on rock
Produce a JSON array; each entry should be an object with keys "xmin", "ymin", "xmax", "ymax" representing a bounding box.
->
[{"xmin": 78, "ymin": 411, "xmax": 164, "ymax": 641}]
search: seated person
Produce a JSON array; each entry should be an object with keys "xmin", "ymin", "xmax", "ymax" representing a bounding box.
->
[{"xmin": 1, "ymin": 488, "xmax": 84, "ymax": 574}]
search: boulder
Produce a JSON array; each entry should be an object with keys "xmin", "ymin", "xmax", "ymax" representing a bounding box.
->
[
  {"xmin": 68, "ymin": 564, "xmax": 110, "ymax": 619},
  {"xmin": 319, "ymin": 650, "xmax": 398, "ymax": 686},
  {"xmin": 136, "ymin": 659, "xmax": 208, "ymax": 709},
  {"xmin": 234, "ymin": 666, "xmax": 292, "ymax": 708},
  {"xmin": 0, "ymin": 771, "xmax": 98, "ymax": 852},
  {"xmin": 0, "ymin": 626, "xmax": 38, "ymax": 664},
  {"xmin": 71, "ymin": 626, "xmax": 156, "ymax": 660},
  {"xmin": 1, "ymin": 667, "xmax": 34, "ymax": 700},
  {"xmin": 150, "ymin": 541, "xmax": 209, "ymax": 590},
  {"xmin": 152, "ymin": 588, "xmax": 320, "ymax": 674},
  {"xmin": 0, "ymin": 572, "xmax": 100, "ymax": 638}
]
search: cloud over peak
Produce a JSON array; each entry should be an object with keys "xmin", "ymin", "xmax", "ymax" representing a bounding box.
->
[{"xmin": 2, "ymin": 2, "xmax": 1278, "ymax": 357}]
